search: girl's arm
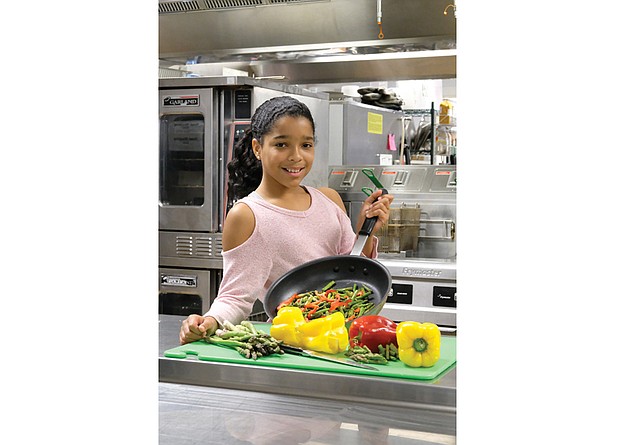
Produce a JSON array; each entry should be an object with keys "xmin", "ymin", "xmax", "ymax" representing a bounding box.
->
[{"xmin": 205, "ymin": 201, "xmax": 272, "ymax": 327}]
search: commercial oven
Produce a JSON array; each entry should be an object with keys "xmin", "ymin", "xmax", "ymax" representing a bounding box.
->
[{"xmin": 158, "ymin": 77, "xmax": 329, "ymax": 316}]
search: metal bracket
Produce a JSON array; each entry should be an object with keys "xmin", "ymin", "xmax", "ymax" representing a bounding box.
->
[{"xmin": 418, "ymin": 219, "xmax": 455, "ymax": 241}]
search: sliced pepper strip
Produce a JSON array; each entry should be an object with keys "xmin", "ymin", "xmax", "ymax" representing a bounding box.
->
[
  {"xmin": 277, "ymin": 293, "xmax": 299, "ymax": 311},
  {"xmin": 304, "ymin": 302, "xmax": 319, "ymax": 318},
  {"xmin": 396, "ymin": 321, "xmax": 441, "ymax": 368},
  {"xmin": 330, "ymin": 299, "xmax": 352, "ymax": 311}
]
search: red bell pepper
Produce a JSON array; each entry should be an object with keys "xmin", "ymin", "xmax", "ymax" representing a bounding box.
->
[{"xmin": 348, "ymin": 315, "xmax": 398, "ymax": 353}]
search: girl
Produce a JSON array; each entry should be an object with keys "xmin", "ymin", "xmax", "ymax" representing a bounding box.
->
[{"xmin": 179, "ymin": 96, "xmax": 393, "ymax": 344}]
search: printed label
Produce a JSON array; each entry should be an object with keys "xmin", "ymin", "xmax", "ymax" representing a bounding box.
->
[
  {"xmin": 387, "ymin": 283, "xmax": 414, "ymax": 305},
  {"xmin": 432, "ymin": 286, "xmax": 456, "ymax": 308},
  {"xmin": 163, "ymin": 95, "xmax": 200, "ymax": 107},
  {"xmin": 402, "ymin": 267, "xmax": 442, "ymax": 278},
  {"xmin": 161, "ymin": 275, "xmax": 197, "ymax": 288}
]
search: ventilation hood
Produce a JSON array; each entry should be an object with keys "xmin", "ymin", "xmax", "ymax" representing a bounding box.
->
[{"xmin": 159, "ymin": 0, "xmax": 456, "ymax": 83}]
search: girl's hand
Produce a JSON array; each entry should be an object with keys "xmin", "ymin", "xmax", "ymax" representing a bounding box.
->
[
  {"xmin": 357, "ymin": 189, "xmax": 394, "ymax": 235},
  {"xmin": 179, "ymin": 314, "xmax": 218, "ymax": 345}
]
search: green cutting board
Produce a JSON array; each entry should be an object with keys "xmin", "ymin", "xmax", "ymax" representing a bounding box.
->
[{"xmin": 164, "ymin": 323, "xmax": 456, "ymax": 381}]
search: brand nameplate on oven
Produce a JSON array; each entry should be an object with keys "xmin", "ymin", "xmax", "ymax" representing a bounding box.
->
[
  {"xmin": 163, "ymin": 95, "xmax": 199, "ymax": 107},
  {"xmin": 161, "ymin": 275, "xmax": 197, "ymax": 287},
  {"xmin": 401, "ymin": 267, "xmax": 442, "ymax": 278}
]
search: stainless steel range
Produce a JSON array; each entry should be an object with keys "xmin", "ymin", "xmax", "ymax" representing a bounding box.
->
[{"xmin": 328, "ymin": 164, "xmax": 457, "ymax": 329}]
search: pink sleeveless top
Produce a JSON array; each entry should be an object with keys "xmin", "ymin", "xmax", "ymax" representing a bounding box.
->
[{"xmin": 205, "ymin": 186, "xmax": 377, "ymax": 325}]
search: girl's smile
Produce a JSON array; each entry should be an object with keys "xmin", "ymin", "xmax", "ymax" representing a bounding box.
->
[{"xmin": 282, "ymin": 166, "xmax": 305, "ymax": 176}]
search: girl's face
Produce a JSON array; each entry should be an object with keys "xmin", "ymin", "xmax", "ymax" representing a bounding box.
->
[{"xmin": 252, "ymin": 115, "xmax": 315, "ymax": 190}]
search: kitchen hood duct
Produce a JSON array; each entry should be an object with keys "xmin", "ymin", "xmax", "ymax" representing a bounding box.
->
[
  {"xmin": 250, "ymin": 49, "xmax": 456, "ymax": 83},
  {"xmin": 160, "ymin": 0, "xmax": 455, "ymax": 57},
  {"xmin": 159, "ymin": 1, "xmax": 203, "ymax": 14},
  {"xmin": 159, "ymin": 0, "xmax": 330, "ymax": 14},
  {"xmin": 159, "ymin": 0, "xmax": 456, "ymax": 82}
]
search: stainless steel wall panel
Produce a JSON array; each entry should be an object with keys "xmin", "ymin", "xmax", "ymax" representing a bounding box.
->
[{"xmin": 332, "ymin": 101, "xmax": 405, "ymax": 166}]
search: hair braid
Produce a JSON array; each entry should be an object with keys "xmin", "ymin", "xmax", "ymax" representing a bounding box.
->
[{"xmin": 226, "ymin": 96, "xmax": 315, "ymax": 205}]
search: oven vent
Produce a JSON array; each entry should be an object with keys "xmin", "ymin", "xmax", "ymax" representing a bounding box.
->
[
  {"xmin": 195, "ymin": 236, "xmax": 219, "ymax": 257},
  {"xmin": 159, "ymin": 0, "xmax": 202, "ymax": 14},
  {"xmin": 175, "ymin": 235, "xmax": 223, "ymax": 258},
  {"xmin": 204, "ymin": 0, "xmax": 263, "ymax": 9},
  {"xmin": 159, "ymin": 0, "xmax": 330, "ymax": 14},
  {"xmin": 269, "ymin": 0, "xmax": 326, "ymax": 4}
]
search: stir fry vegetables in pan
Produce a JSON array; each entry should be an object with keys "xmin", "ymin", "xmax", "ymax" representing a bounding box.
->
[{"xmin": 276, "ymin": 280, "xmax": 375, "ymax": 322}]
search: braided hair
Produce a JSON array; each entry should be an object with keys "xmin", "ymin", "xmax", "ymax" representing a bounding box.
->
[{"xmin": 227, "ymin": 96, "xmax": 316, "ymax": 205}]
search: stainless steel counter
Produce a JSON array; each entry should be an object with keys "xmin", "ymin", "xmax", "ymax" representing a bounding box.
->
[{"xmin": 159, "ymin": 314, "xmax": 456, "ymax": 444}]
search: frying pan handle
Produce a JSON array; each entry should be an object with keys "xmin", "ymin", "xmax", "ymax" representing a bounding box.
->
[{"xmin": 358, "ymin": 188, "xmax": 388, "ymax": 236}]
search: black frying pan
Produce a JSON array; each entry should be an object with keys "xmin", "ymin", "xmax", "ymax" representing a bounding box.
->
[{"xmin": 263, "ymin": 189, "xmax": 391, "ymax": 320}]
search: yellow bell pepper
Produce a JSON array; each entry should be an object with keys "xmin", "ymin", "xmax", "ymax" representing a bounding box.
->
[
  {"xmin": 270, "ymin": 307, "xmax": 349, "ymax": 354},
  {"xmin": 270, "ymin": 306, "xmax": 306, "ymax": 347},
  {"xmin": 297, "ymin": 311, "xmax": 349, "ymax": 354},
  {"xmin": 396, "ymin": 321, "xmax": 441, "ymax": 368}
]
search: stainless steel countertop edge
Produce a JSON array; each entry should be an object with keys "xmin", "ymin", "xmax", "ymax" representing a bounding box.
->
[{"xmin": 159, "ymin": 356, "xmax": 456, "ymax": 411}]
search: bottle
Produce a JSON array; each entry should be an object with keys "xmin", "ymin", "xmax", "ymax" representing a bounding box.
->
[{"xmin": 434, "ymin": 126, "xmax": 450, "ymax": 164}]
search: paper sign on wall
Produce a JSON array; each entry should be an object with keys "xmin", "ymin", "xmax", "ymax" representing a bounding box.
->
[
  {"xmin": 387, "ymin": 133, "xmax": 397, "ymax": 151},
  {"xmin": 367, "ymin": 112, "xmax": 383, "ymax": 134}
]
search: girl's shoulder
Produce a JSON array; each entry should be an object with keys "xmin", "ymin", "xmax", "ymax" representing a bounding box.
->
[
  {"xmin": 315, "ymin": 186, "xmax": 347, "ymax": 213},
  {"xmin": 222, "ymin": 202, "xmax": 256, "ymax": 251}
]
